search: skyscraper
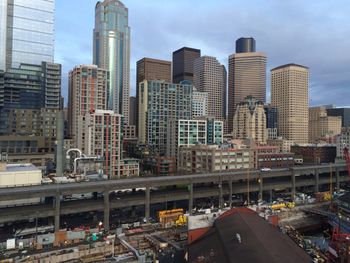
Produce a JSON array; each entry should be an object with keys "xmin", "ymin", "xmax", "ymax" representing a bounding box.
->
[
  {"xmin": 172, "ymin": 47, "xmax": 201, "ymax": 84},
  {"xmin": 68, "ymin": 65, "xmax": 109, "ymax": 145},
  {"xmin": 228, "ymin": 38, "xmax": 266, "ymax": 133},
  {"xmin": 136, "ymin": 57, "xmax": 171, "ymax": 132},
  {"xmin": 271, "ymin": 64, "xmax": 309, "ymax": 144},
  {"xmin": 0, "ymin": 0, "xmax": 55, "ymax": 70},
  {"xmin": 222, "ymin": 65, "xmax": 227, "ymax": 118},
  {"xmin": 309, "ymin": 106, "xmax": 341, "ymax": 143},
  {"xmin": 193, "ymin": 56, "xmax": 225, "ymax": 120},
  {"xmin": 93, "ymin": 0, "xmax": 130, "ymax": 124}
]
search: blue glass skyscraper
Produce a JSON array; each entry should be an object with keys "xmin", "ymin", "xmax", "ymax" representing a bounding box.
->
[
  {"xmin": 93, "ymin": 0, "xmax": 130, "ymax": 124},
  {"xmin": 0, "ymin": 0, "xmax": 55, "ymax": 70}
]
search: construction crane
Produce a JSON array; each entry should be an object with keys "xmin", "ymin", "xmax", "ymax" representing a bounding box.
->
[{"xmin": 325, "ymin": 147, "xmax": 350, "ymax": 262}]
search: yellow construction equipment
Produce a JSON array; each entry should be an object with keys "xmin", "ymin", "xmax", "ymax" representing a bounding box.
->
[{"xmin": 271, "ymin": 202, "xmax": 295, "ymax": 210}]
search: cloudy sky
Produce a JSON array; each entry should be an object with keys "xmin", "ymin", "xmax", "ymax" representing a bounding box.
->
[{"xmin": 55, "ymin": 0, "xmax": 350, "ymax": 107}]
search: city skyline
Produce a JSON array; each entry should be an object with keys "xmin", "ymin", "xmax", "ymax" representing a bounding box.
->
[{"xmin": 55, "ymin": 0, "xmax": 350, "ymax": 107}]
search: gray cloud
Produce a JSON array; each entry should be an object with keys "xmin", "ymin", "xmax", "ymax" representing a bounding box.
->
[{"xmin": 55, "ymin": 0, "xmax": 350, "ymax": 106}]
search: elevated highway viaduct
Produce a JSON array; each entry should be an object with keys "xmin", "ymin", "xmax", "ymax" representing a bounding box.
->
[{"xmin": 0, "ymin": 164, "xmax": 347, "ymax": 231}]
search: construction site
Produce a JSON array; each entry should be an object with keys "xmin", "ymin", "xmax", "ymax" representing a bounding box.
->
[{"xmin": 1, "ymin": 122, "xmax": 350, "ymax": 262}]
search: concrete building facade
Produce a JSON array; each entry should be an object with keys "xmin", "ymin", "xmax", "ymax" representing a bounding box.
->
[
  {"xmin": 336, "ymin": 128, "xmax": 350, "ymax": 159},
  {"xmin": 309, "ymin": 106, "xmax": 341, "ymax": 143},
  {"xmin": 267, "ymin": 138, "xmax": 295, "ymax": 153},
  {"xmin": 138, "ymin": 80, "xmax": 192, "ymax": 157},
  {"xmin": 271, "ymin": 64, "xmax": 309, "ymax": 144},
  {"xmin": 84, "ymin": 110, "xmax": 123, "ymax": 179},
  {"xmin": 178, "ymin": 145, "xmax": 254, "ymax": 173},
  {"xmin": 291, "ymin": 145, "xmax": 336, "ymax": 164},
  {"xmin": 233, "ymin": 96, "xmax": 267, "ymax": 143},
  {"xmin": 192, "ymin": 88, "xmax": 208, "ymax": 118},
  {"xmin": 93, "ymin": 0, "xmax": 130, "ymax": 123},
  {"xmin": 193, "ymin": 56, "xmax": 226, "ymax": 120},
  {"xmin": 0, "ymin": 108, "xmax": 58, "ymax": 151},
  {"xmin": 172, "ymin": 47, "xmax": 201, "ymax": 84},
  {"xmin": 68, "ymin": 65, "xmax": 108, "ymax": 143},
  {"xmin": 228, "ymin": 51, "xmax": 266, "ymax": 132},
  {"xmin": 327, "ymin": 108, "xmax": 350, "ymax": 128},
  {"xmin": 177, "ymin": 118, "xmax": 223, "ymax": 148},
  {"xmin": 0, "ymin": 62, "xmax": 61, "ymax": 110}
]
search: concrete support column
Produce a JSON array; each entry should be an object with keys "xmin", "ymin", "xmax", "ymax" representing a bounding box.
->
[
  {"xmin": 218, "ymin": 179, "xmax": 223, "ymax": 209},
  {"xmin": 336, "ymin": 169, "xmax": 340, "ymax": 193},
  {"xmin": 229, "ymin": 178, "xmax": 233, "ymax": 208},
  {"xmin": 145, "ymin": 186, "xmax": 150, "ymax": 223},
  {"xmin": 189, "ymin": 183, "xmax": 194, "ymax": 214},
  {"xmin": 258, "ymin": 173, "xmax": 263, "ymax": 201},
  {"xmin": 104, "ymin": 190, "xmax": 110, "ymax": 231},
  {"xmin": 314, "ymin": 170, "xmax": 319, "ymax": 193},
  {"xmin": 291, "ymin": 171, "xmax": 296, "ymax": 200},
  {"xmin": 54, "ymin": 194, "xmax": 60, "ymax": 232},
  {"xmin": 269, "ymin": 189, "xmax": 273, "ymax": 203}
]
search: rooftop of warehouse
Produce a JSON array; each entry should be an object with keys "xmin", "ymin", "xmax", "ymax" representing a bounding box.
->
[
  {"xmin": 0, "ymin": 163, "xmax": 40, "ymax": 173},
  {"xmin": 188, "ymin": 207, "xmax": 311, "ymax": 263}
]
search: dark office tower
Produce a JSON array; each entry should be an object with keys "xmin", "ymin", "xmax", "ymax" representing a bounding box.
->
[
  {"xmin": 236, "ymin": 37, "xmax": 256, "ymax": 53},
  {"xmin": 172, "ymin": 47, "xmax": 201, "ymax": 84},
  {"xmin": 327, "ymin": 108, "xmax": 350, "ymax": 128},
  {"xmin": 136, "ymin": 57, "xmax": 172, "ymax": 134},
  {"xmin": 264, "ymin": 104, "xmax": 278, "ymax": 139},
  {"xmin": 129, "ymin": 96, "xmax": 136, "ymax": 126}
]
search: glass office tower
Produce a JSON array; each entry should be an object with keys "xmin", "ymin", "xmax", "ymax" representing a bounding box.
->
[
  {"xmin": 0, "ymin": 0, "xmax": 55, "ymax": 70},
  {"xmin": 93, "ymin": 0, "xmax": 130, "ymax": 124}
]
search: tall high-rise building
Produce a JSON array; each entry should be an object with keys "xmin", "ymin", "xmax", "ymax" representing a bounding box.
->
[
  {"xmin": 83, "ymin": 110, "xmax": 122, "ymax": 179},
  {"xmin": 68, "ymin": 65, "xmax": 109, "ymax": 144},
  {"xmin": 193, "ymin": 56, "xmax": 225, "ymax": 120},
  {"xmin": 172, "ymin": 47, "xmax": 201, "ymax": 84},
  {"xmin": 233, "ymin": 96, "xmax": 267, "ymax": 143},
  {"xmin": 136, "ymin": 57, "xmax": 171, "ymax": 132},
  {"xmin": 228, "ymin": 38, "xmax": 266, "ymax": 132},
  {"xmin": 93, "ymin": 0, "xmax": 130, "ymax": 123},
  {"xmin": 271, "ymin": 64, "xmax": 309, "ymax": 144},
  {"xmin": 0, "ymin": 0, "xmax": 55, "ymax": 70},
  {"xmin": 309, "ymin": 106, "xmax": 341, "ymax": 143},
  {"xmin": 236, "ymin": 37, "xmax": 256, "ymax": 53},
  {"xmin": 138, "ymin": 80, "xmax": 192, "ymax": 157},
  {"xmin": 222, "ymin": 65, "xmax": 227, "ymax": 118},
  {"xmin": 0, "ymin": 62, "xmax": 61, "ymax": 110},
  {"xmin": 129, "ymin": 96, "xmax": 136, "ymax": 126}
]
